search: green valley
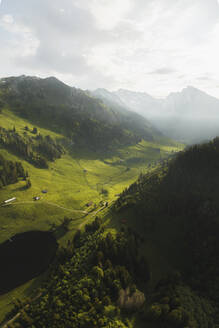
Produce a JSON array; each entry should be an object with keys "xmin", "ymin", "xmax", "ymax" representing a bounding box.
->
[
  {"xmin": 1, "ymin": 2, "xmax": 219, "ymax": 327},
  {"xmin": 1, "ymin": 77, "xmax": 219, "ymax": 328},
  {"xmin": 0, "ymin": 76, "xmax": 181, "ymax": 325},
  {"xmin": 0, "ymin": 109, "xmax": 179, "ymax": 245}
]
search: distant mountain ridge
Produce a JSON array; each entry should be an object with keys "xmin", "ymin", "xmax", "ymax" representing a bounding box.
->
[
  {"xmin": 93, "ymin": 86, "xmax": 219, "ymax": 143},
  {"xmin": 92, "ymin": 88, "xmax": 127, "ymax": 108},
  {"xmin": 164, "ymin": 86, "xmax": 219, "ymax": 117}
]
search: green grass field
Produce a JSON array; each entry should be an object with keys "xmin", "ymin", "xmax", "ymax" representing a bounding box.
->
[{"xmin": 0, "ymin": 108, "xmax": 182, "ymax": 322}]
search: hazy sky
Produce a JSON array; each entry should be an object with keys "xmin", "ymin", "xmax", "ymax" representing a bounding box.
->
[{"xmin": 1, "ymin": 0, "xmax": 219, "ymax": 97}]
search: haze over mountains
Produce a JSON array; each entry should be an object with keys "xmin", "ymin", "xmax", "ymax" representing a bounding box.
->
[
  {"xmin": 1, "ymin": 75, "xmax": 219, "ymax": 146},
  {"xmin": 93, "ymin": 86, "xmax": 219, "ymax": 144}
]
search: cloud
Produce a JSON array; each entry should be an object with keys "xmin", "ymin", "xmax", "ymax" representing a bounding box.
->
[
  {"xmin": 1, "ymin": 0, "xmax": 219, "ymax": 96},
  {"xmin": 196, "ymin": 76, "xmax": 212, "ymax": 81},
  {"xmin": 149, "ymin": 68, "xmax": 176, "ymax": 75},
  {"xmin": 87, "ymin": 0, "xmax": 133, "ymax": 30},
  {"xmin": 2, "ymin": 14, "xmax": 13, "ymax": 24}
]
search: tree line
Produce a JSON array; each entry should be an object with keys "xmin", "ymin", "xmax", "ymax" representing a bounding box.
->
[
  {"xmin": 0, "ymin": 154, "xmax": 27, "ymax": 188},
  {"xmin": 0, "ymin": 126, "xmax": 64, "ymax": 168},
  {"xmin": 7, "ymin": 219, "xmax": 149, "ymax": 328}
]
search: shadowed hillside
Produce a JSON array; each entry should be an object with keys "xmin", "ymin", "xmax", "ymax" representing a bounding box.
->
[{"xmin": 113, "ymin": 138, "xmax": 219, "ymax": 327}]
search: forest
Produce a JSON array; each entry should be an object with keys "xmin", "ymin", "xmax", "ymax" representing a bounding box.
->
[
  {"xmin": 116, "ymin": 137, "xmax": 219, "ymax": 216},
  {"xmin": 0, "ymin": 126, "xmax": 64, "ymax": 168},
  {"xmin": 6, "ymin": 214, "xmax": 219, "ymax": 328},
  {"xmin": 0, "ymin": 154, "xmax": 27, "ymax": 188},
  {"xmin": 113, "ymin": 137, "xmax": 219, "ymax": 327},
  {"xmin": 6, "ymin": 218, "xmax": 149, "ymax": 328}
]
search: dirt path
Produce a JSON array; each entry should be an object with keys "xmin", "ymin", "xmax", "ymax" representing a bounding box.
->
[
  {"xmin": 43, "ymin": 201, "xmax": 87, "ymax": 214},
  {"xmin": 2, "ymin": 201, "xmax": 87, "ymax": 214}
]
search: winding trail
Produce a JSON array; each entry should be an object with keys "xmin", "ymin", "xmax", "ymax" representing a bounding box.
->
[{"xmin": 2, "ymin": 201, "xmax": 87, "ymax": 214}]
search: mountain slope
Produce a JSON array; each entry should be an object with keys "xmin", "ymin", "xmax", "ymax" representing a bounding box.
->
[{"xmin": 0, "ymin": 76, "xmax": 162, "ymax": 151}]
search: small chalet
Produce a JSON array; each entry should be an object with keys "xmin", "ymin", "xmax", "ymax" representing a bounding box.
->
[{"xmin": 33, "ymin": 196, "xmax": 40, "ymax": 201}]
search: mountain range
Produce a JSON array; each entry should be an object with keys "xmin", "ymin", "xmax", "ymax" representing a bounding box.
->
[
  {"xmin": 2, "ymin": 75, "xmax": 219, "ymax": 145},
  {"xmin": 93, "ymin": 86, "xmax": 219, "ymax": 143}
]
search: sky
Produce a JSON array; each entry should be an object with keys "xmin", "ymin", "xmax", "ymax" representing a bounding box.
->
[{"xmin": 1, "ymin": 0, "xmax": 219, "ymax": 97}]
